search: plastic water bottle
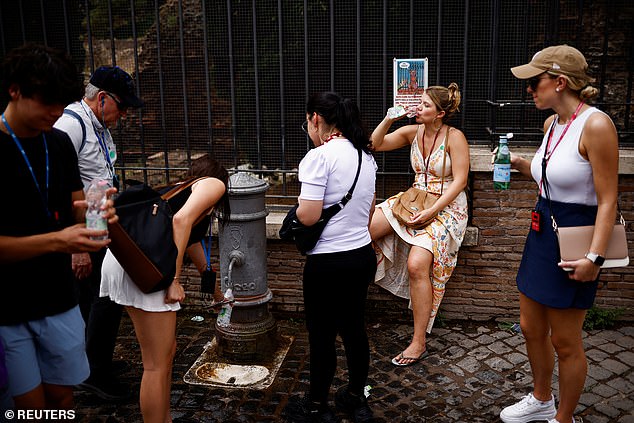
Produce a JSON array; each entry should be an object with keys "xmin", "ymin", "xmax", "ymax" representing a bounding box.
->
[
  {"xmin": 216, "ymin": 288, "xmax": 234, "ymax": 328},
  {"xmin": 493, "ymin": 134, "xmax": 511, "ymax": 190},
  {"xmin": 85, "ymin": 179, "xmax": 109, "ymax": 240}
]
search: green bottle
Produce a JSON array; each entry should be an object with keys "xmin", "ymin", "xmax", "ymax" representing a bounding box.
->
[{"xmin": 493, "ymin": 135, "xmax": 511, "ymax": 190}]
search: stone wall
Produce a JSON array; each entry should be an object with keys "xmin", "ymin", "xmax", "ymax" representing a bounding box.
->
[{"xmin": 182, "ymin": 147, "xmax": 634, "ymax": 324}]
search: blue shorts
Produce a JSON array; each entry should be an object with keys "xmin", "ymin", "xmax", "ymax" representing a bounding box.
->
[{"xmin": 0, "ymin": 306, "xmax": 89, "ymax": 397}]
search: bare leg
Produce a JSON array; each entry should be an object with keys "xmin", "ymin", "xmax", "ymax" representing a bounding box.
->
[
  {"xmin": 13, "ymin": 385, "xmax": 46, "ymax": 410},
  {"xmin": 127, "ymin": 306, "xmax": 176, "ymax": 423},
  {"xmin": 392, "ymin": 246, "xmax": 433, "ymax": 365},
  {"xmin": 13, "ymin": 383, "xmax": 74, "ymax": 410},
  {"xmin": 42, "ymin": 384, "xmax": 74, "ymax": 409},
  {"xmin": 548, "ymin": 306, "xmax": 587, "ymax": 423},
  {"xmin": 519, "ymin": 294, "xmax": 554, "ymax": 402},
  {"xmin": 369, "ymin": 208, "xmax": 393, "ymax": 241}
]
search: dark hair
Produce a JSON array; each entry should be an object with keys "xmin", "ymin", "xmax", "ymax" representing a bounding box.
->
[
  {"xmin": 0, "ymin": 43, "xmax": 84, "ymax": 108},
  {"xmin": 306, "ymin": 91, "xmax": 371, "ymax": 152},
  {"xmin": 185, "ymin": 154, "xmax": 231, "ymax": 225}
]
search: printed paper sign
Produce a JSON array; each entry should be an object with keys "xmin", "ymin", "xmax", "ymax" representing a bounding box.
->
[{"xmin": 393, "ymin": 58, "xmax": 428, "ymax": 109}]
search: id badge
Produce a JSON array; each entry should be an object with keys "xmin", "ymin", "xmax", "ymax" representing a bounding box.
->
[
  {"xmin": 531, "ymin": 210, "xmax": 541, "ymax": 232},
  {"xmin": 201, "ymin": 269, "xmax": 217, "ymax": 294}
]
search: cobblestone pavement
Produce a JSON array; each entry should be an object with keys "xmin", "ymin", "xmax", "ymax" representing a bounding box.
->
[{"xmin": 73, "ymin": 307, "xmax": 634, "ymax": 422}]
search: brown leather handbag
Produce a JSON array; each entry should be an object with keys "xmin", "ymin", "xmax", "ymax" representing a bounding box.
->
[{"xmin": 392, "ymin": 126, "xmax": 448, "ymax": 230}]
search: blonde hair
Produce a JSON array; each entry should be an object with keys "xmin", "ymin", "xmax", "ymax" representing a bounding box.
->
[
  {"xmin": 548, "ymin": 71, "xmax": 598, "ymax": 101},
  {"xmin": 425, "ymin": 82, "xmax": 461, "ymax": 122}
]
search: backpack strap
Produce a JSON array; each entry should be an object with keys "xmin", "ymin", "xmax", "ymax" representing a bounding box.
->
[
  {"xmin": 162, "ymin": 177, "xmax": 214, "ymax": 225},
  {"xmin": 63, "ymin": 109, "xmax": 87, "ymax": 154}
]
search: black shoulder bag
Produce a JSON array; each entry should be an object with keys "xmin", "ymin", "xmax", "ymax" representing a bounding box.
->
[{"xmin": 279, "ymin": 148, "xmax": 363, "ymax": 255}]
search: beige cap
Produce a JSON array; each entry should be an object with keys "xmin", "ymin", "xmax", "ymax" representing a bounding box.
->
[{"xmin": 511, "ymin": 45, "xmax": 591, "ymax": 80}]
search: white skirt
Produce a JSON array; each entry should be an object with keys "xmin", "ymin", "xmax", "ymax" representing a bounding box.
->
[{"xmin": 100, "ymin": 249, "xmax": 180, "ymax": 312}]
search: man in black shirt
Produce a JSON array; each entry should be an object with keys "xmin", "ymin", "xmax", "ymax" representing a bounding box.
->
[{"xmin": 0, "ymin": 43, "xmax": 117, "ymax": 412}]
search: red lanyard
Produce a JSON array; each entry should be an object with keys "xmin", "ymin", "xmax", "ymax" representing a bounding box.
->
[{"xmin": 539, "ymin": 101, "xmax": 584, "ymax": 196}]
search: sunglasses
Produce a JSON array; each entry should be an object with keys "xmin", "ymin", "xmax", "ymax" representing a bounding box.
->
[
  {"xmin": 527, "ymin": 74, "xmax": 555, "ymax": 91},
  {"xmin": 301, "ymin": 120, "xmax": 308, "ymax": 134},
  {"xmin": 105, "ymin": 92, "xmax": 128, "ymax": 111}
]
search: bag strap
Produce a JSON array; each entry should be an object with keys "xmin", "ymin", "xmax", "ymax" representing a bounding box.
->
[
  {"xmin": 542, "ymin": 161, "xmax": 625, "ymax": 231},
  {"xmin": 339, "ymin": 148, "xmax": 363, "ymax": 207},
  {"xmin": 417, "ymin": 124, "xmax": 448, "ymax": 195},
  {"xmin": 63, "ymin": 109, "xmax": 87, "ymax": 154},
  {"xmin": 162, "ymin": 176, "xmax": 214, "ymax": 225},
  {"xmin": 161, "ymin": 177, "xmax": 207, "ymax": 200},
  {"xmin": 438, "ymin": 128, "xmax": 449, "ymax": 195}
]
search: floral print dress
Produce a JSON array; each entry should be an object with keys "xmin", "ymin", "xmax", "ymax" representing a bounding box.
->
[{"xmin": 374, "ymin": 126, "xmax": 468, "ymax": 332}]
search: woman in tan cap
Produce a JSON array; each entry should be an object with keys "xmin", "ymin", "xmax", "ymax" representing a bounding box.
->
[{"xmin": 499, "ymin": 45, "xmax": 619, "ymax": 423}]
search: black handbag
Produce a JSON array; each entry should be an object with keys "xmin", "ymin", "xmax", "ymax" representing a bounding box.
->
[
  {"xmin": 108, "ymin": 178, "xmax": 205, "ymax": 293},
  {"xmin": 279, "ymin": 149, "xmax": 362, "ymax": 254}
]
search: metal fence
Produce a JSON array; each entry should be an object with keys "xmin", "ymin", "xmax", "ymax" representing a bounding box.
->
[{"xmin": 1, "ymin": 0, "xmax": 632, "ymax": 201}]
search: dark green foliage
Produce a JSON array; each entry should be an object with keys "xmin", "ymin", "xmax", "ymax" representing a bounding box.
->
[{"xmin": 583, "ymin": 306, "xmax": 624, "ymax": 331}]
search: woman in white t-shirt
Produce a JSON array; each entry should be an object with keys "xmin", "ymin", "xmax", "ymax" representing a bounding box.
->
[
  {"xmin": 283, "ymin": 92, "xmax": 377, "ymax": 423},
  {"xmin": 101, "ymin": 155, "xmax": 230, "ymax": 423}
]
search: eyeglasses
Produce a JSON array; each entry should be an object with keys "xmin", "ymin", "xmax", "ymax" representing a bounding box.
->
[
  {"xmin": 301, "ymin": 121, "xmax": 308, "ymax": 134},
  {"xmin": 527, "ymin": 74, "xmax": 555, "ymax": 91},
  {"xmin": 105, "ymin": 92, "xmax": 127, "ymax": 112}
]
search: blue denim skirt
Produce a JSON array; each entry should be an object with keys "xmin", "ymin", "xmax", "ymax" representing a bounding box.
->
[{"xmin": 516, "ymin": 197, "xmax": 599, "ymax": 309}]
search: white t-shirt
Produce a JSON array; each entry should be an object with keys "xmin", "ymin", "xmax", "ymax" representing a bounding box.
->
[{"xmin": 298, "ymin": 138, "xmax": 377, "ymax": 254}]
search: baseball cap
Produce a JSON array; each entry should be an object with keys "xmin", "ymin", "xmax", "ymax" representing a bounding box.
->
[
  {"xmin": 89, "ymin": 66, "xmax": 144, "ymax": 108},
  {"xmin": 511, "ymin": 45, "xmax": 591, "ymax": 80}
]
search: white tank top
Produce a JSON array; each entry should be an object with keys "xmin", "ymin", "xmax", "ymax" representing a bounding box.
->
[{"xmin": 530, "ymin": 107, "xmax": 603, "ymax": 205}]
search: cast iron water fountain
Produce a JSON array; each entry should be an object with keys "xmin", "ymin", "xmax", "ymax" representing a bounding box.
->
[{"xmin": 184, "ymin": 172, "xmax": 292, "ymax": 389}]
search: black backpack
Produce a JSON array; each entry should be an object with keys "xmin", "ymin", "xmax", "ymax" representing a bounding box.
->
[{"xmin": 108, "ymin": 178, "xmax": 204, "ymax": 293}]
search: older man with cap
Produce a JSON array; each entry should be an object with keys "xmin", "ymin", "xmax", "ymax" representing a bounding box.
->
[{"xmin": 54, "ymin": 65, "xmax": 144, "ymax": 402}]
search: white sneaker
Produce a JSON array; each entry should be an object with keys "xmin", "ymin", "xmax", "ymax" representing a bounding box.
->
[
  {"xmin": 548, "ymin": 419, "xmax": 578, "ymax": 423},
  {"xmin": 500, "ymin": 393, "xmax": 556, "ymax": 423}
]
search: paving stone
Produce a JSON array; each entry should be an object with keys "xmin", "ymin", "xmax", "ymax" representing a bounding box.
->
[
  {"xmin": 616, "ymin": 350, "xmax": 634, "ymax": 366},
  {"xmin": 487, "ymin": 341, "xmax": 513, "ymax": 354},
  {"xmin": 619, "ymin": 326, "xmax": 634, "ymax": 336},
  {"xmin": 596, "ymin": 342, "xmax": 625, "ymax": 354},
  {"xmin": 502, "ymin": 334, "xmax": 525, "ymax": 347},
  {"xmin": 615, "ymin": 336, "xmax": 634, "ymax": 349},
  {"xmin": 490, "ymin": 330, "xmax": 512, "ymax": 340},
  {"xmin": 607, "ymin": 378, "xmax": 634, "ymax": 394},
  {"xmin": 580, "ymin": 392, "xmax": 603, "ymax": 407},
  {"xmin": 484, "ymin": 357, "xmax": 514, "ymax": 371},
  {"xmin": 591, "ymin": 383, "xmax": 618, "ymax": 398},
  {"xmin": 70, "ymin": 314, "xmax": 634, "ymax": 422},
  {"xmin": 611, "ymin": 397, "xmax": 634, "ymax": 412},
  {"xmin": 583, "ymin": 415, "xmax": 610, "ymax": 423},
  {"xmin": 599, "ymin": 358, "xmax": 630, "ymax": 375},
  {"xmin": 505, "ymin": 352, "xmax": 528, "ymax": 365},
  {"xmin": 456, "ymin": 356, "xmax": 481, "ymax": 373},
  {"xmin": 594, "ymin": 403, "xmax": 621, "ymax": 418},
  {"xmin": 468, "ymin": 346, "xmax": 493, "ymax": 360},
  {"xmin": 584, "ymin": 336, "xmax": 608, "ymax": 347},
  {"xmin": 587, "ymin": 365, "xmax": 614, "ymax": 381},
  {"xmin": 586, "ymin": 348, "xmax": 610, "ymax": 362}
]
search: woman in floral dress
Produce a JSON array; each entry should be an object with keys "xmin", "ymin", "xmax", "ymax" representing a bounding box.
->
[{"xmin": 370, "ymin": 83, "xmax": 469, "ymax": 366}]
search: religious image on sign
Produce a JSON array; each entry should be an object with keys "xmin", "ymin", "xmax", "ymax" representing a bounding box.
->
[{"xmin": 393, "ymin": 58, "xmax": 428, "ymax": 111}]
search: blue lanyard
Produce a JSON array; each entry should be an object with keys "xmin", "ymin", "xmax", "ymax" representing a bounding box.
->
[
  {"xmin": 80, "ymin": 102, "xmax": 115, "ymax": 179},
  {"xmin": 201, "ymin": 223, "xmax": 213, "ymax": 271},
  {"xmin": 95, "ymin": 128, "xmax": 115, "ymax": 179},
  {"xmin": 2, "ymin": 113, "xmax": 50, "ymax": 217}
]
